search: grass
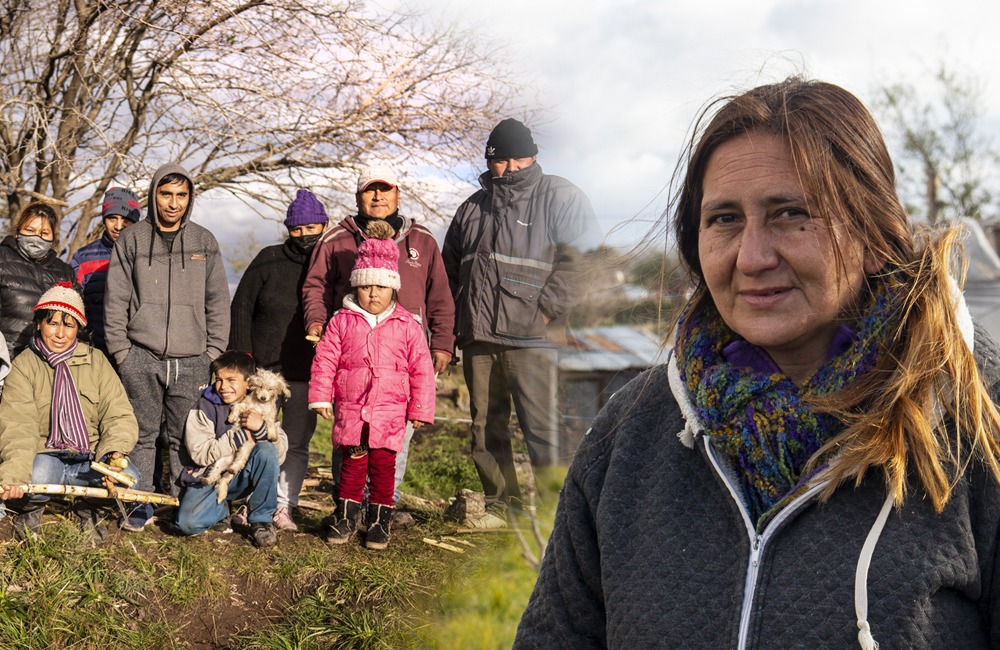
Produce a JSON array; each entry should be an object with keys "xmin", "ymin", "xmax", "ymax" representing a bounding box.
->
[
  {"xmin": 0, "ymin": 384, "xmax": 566, "ymax": 648},
  {"xmin": 416, "ymin": 465, "xmax": 566, "ymax": 649}
]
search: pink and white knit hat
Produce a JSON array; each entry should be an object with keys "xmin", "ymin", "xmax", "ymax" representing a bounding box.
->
[
  {"xmin": 350, "ymin": 221, "xmax": 400, "ymax": 289},
  {"xmin": 34, "ymin": 281, "xmax": 87, "ymax": 326}
]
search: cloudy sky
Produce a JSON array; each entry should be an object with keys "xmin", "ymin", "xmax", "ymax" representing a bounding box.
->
[
  {"xmin": 210, "ymin": 0, "xmax": 1000, "ymax": 275},
  {"xmin": 394, "ymin": 0, "xmax": 1000, "ymax": 247}
]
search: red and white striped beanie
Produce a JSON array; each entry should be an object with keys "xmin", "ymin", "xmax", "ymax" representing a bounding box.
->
[{"xmin": 33, "ymin": 281, "xmax": 88, "ymax": 327}]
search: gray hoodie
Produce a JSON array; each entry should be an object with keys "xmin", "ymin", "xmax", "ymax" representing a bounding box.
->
[{"xmin": 104, "ymin": 163, "xmax": 230, "ymax": 364}]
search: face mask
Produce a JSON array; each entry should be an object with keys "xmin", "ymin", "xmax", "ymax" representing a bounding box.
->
[
  {"xmin": 17, "ymin": 234, "xmax": 53, "ymax": 260},
  {"xmin": 289, "ymin": 233, "xmax": 322, "ymax": 253}
]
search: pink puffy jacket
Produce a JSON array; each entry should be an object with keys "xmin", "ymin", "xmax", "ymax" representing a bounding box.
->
[{"xmin": 308, "ymin": 303, "xmax": 435, "ymax": 452}]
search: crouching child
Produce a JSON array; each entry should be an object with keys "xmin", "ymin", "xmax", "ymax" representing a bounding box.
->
[{"xmin": 175, "ymin": 351, "xmax": 288, "ymax": 548}]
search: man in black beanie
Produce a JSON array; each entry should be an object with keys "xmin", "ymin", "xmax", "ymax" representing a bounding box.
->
[{"xmin": 443, "ymin": 118, "xmax": 598, "ymax": 527}]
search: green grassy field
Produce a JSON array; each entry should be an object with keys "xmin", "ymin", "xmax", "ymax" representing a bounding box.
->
[{"xmin": 0, "ymin": 401, "xmax": 563, "ymax": 649}]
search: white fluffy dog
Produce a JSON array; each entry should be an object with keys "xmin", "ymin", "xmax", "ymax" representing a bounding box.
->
[{"xmin": 201, "ymin": 368, "xmax": 290, "ymax": 503}]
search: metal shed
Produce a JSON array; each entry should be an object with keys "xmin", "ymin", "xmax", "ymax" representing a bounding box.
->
[{"xmin": 556, "ymin": 326, "xmax": 666, "ymax": 462}]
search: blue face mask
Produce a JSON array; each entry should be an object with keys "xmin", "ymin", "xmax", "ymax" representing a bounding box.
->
[{"xmin": 17, "ymin": 234, "xmax": 53, "ymax": 260}]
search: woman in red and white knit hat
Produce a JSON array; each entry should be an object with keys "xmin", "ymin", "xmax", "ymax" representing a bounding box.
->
[
  {"xmin": 308, "ymin": 220, "xmax": 436, "ymax": 550},
  {"xmin": 0, "ymin": 282, "xmax": 139, "ymax": 543}
]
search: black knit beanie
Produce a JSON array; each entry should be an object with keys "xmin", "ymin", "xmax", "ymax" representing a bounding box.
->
[{"xmin": 485, "ymin": 118, "xmax": 538, "ymax": 160}]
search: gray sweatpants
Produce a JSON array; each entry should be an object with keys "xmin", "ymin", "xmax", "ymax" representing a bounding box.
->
[
  {"xmin": 276, "ymin": 380, "xmax": 318, "ymax": 509},
  {"xmin": 118, "ymin": 346, "xmax": 211, "ymax": 496}
]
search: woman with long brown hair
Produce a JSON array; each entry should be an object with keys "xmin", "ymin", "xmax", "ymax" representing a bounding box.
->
[{"xmin": 515, "ymin": 78, "xmax": 1000, "ymax": 648}]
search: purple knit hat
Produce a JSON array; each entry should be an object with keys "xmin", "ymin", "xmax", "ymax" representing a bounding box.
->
[
  {"xmin": 350, "ymin": 221, "xmax": 400, "ymax": 289},
  {"xmin": 284, "ymin": 189, "xmax": 329, "ymax": 228}
]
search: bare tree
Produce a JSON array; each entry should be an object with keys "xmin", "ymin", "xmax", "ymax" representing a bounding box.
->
[
  {"xmin": 874, "ymin": 65, "xmax": 999, "ymax": 223},
  {"xmin": 0, "ymin": 0, "xmax": 524, "ymax": 254}
]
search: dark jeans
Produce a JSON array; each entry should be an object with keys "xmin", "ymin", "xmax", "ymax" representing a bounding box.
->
[
  {"xmin": 462, "ymin": 343, "xmax": 559, "ymax": 506},
  {"xmin": 118, "ymin": 346, "xmax": 210, "ymax": 496}
]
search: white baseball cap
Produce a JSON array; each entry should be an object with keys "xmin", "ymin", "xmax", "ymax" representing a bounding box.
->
[{"xmin": 357, "ymin": 164, "xmax": 398, "ymax": 192}]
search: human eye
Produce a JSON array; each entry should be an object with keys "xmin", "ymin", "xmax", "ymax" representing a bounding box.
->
[
  {"xmin": 775, "ymin": 205, "xmax": 810, "ymax": 220},
  {"xmin": 701, "ymin": 212, "xmax": 740, "ymax": 228}
]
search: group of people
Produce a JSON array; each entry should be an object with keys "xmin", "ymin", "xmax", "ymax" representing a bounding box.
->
[{"xmin": 0, "ymin": 118, "xmax": 597, "ymax": 551}]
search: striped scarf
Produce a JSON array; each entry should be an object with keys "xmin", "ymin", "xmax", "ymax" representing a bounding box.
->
[
  {"xmin": 676, "ymin": 276, "xmax": 900, "ymax": 529},
  {"xmin": 32, "ymin": 335, "xmax": 92, "ymax": 456}
]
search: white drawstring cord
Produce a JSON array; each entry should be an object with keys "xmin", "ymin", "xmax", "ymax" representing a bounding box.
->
[{"xmin": 855, "ymin": 492, "xmax": 894, "ymax": 650}]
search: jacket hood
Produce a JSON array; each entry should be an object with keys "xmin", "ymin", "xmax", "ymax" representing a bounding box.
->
[
  {"xmin": 200, "ymin": 384, "xmax": 225, "ymax": 406},
  {"xmin": 479, "ymin": 161, "xmax": 543, "ymax": 192},
  {"xmin": 340, "ymin": 213, "xmax": 413, "ymax": 242},
  {"xmin": 147, "ymin": 162, "xmax": 195, "ymax": 231}
]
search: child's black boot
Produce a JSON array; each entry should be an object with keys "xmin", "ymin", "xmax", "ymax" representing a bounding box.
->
[
  {"xmin": 325, "ymin": 498, "xmax": 361, "ymax": 545},
  {"xmin": 365, "ymin": 503, "xmax": 392, "ymax": 550}
]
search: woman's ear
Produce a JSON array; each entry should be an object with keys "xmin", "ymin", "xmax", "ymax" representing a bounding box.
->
[{"xmin": 863, "ymin": 250, "xmax": 884, "ymax": 275}]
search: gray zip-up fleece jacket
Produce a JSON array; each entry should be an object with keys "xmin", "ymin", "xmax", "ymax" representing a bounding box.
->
[
  {"xmin": 104, "ymin": 163, "xmax": 230, "ymax": 365},
  {"xmin": 515, "ymin": 324, "xmax": 1000, "ymax": 649},
  {"xmin": 442, "ymin": 163, "xmax": 597, "ymax": 348}
]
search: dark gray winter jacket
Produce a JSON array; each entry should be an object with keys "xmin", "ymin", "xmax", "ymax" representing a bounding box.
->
[
  {"xmin": 104, "ymin": 163, "xmax": 230, "ymax": 365},
  {"xmin": 442, "ymin": 163, "xmax": 597, "ymax": 348},
  {"xmin": 515, "ymin": 325, "xmax": 1000, "ymax": 649}
]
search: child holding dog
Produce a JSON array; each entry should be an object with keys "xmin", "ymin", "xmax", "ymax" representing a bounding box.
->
[
  {"xmin": 309, "ymin": 220, "xmax": 435, "ymax": 550},
  {"xmin": 175, "ymin": 351, "xmax": 288, "ymax": 548}
]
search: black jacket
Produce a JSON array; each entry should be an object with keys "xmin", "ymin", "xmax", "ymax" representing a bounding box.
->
[
  {"xmin": 0, "ymin": 235, "xmax": 77, "ymax": 356},
  {"xmin": 516, "ymin": 325, "xmax": 1000, "ymax": 649},
  {"xmin": 442, "ymin": 163, "xmax": 597, "ymax": 348},
  {"xmin": 229, "ymin": 239, "xmax": 314, "ymax": 382}
]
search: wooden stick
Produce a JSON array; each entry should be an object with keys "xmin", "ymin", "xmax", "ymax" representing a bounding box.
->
[
  {"xmin": 17, "ymin": 484, "xmax": 179, "ymax": 506},
  {"xmin": 89, "ymin": 461, "xmax": 136, "ymax": 487},
  {"xmin": 422, "ymin": 538, "xmax": 465, "ymax": 554},
  {"xmin": 440, "ymin": 536, "xmax": 476, "ymax": 548}
]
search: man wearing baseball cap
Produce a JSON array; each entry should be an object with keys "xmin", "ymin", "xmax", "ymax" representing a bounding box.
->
[
  {"xmin": 70, "ymin": 187, "xmax": 141, "ymax": 354},
  {"xmin": 442, "ymin": 118, "xmax": 599, "ymax": 526},
  {"xmin": 301, "ymin": 163, "xmax": 454, "ymax": 515}
]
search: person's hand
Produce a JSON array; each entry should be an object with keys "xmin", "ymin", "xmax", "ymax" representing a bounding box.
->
[
  {"xmin": 240, "ymin": 409, "xmax": 265, "ymax": 434},
  {"xmin": 411, "ymin": 420, "xmax": 429, "ymax": 429},
  {"xmin": 432, "ymin": 351, "xmax": 451, "ymax": 375},
  {"xmin": 306, "ymin": 324, "xmax": 323, "ymax": 344},
  {"xmin": 312, "ymin": 406, "xmax": 333, "ymax": 420},
  {"xmin": 1, "ymin": 485, "xmax": 25, "ymax": 500}
]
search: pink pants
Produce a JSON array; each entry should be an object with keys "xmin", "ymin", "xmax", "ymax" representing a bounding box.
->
[{"xmin": 338, "ymin": 427, "xmax": 397, "ymax": 506}]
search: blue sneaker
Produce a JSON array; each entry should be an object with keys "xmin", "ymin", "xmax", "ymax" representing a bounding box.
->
[{"xmin": 120, "ymin": 502, "xmax": 154, "ymax": 532}]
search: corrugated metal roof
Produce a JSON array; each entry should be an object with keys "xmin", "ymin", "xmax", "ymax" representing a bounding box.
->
[{"xmin": 558, "ymin": 326, "xmax": 666, "ymax": 372}]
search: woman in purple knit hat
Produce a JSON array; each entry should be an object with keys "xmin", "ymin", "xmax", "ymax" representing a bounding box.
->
[{"xmin": 228, "ymin": 189, "xmax": 329, "ymax": 532}]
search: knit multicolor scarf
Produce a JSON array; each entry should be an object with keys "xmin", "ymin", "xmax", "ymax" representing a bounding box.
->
[
  {"xmin": 31, "ymin": 335, "xmax": 92, "ymax": 456},
  {"xmin": 676, "ymin": 276, "xmax": 901, "ymax": 528}
]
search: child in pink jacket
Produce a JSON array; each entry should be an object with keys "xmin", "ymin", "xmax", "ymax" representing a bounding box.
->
[{"xmin": 308, "ymin": 220, "xmax": 435, "ymax": 550}]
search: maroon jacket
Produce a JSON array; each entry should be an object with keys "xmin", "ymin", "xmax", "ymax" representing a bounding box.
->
[{"xmin": 302, "ymin": 214, "xmax": 455, "ymax": 355}]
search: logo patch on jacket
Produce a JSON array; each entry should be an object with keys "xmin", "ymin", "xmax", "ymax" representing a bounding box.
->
[{"xmin": 190, "ymin": 254, "xmax": 207, "ymax": 261}]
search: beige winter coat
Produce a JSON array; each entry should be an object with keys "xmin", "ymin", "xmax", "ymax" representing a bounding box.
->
[{"xmin": 0, "ymin": 343, "xmax": 138, "ymax": 485}]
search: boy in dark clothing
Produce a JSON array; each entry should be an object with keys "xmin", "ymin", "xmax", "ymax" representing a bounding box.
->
[
  {"xmin": 70, "ymin": 187, "xmax": 141, "ymax": 354},
  {"xmin": 105, "ymin": 164, "xmax": 231, "ymax": 530},
  {"xmin": 175, "ymin": 351, "xmax": 286, "ymax": 548}
]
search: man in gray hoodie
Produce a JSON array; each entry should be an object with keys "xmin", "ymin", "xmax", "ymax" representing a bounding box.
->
[{"xmin": 105, "ymin": 163, "xmax": 230, "ymax": 529}]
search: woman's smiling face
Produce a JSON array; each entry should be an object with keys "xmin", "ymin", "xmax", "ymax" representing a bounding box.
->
[
  {"xmin": 697, "ymin": 130, "xmax": 879, "ymax": 384},
  {"xmin": 37, "ymin": 311, "xmax": 79, "ymax": 354}
]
